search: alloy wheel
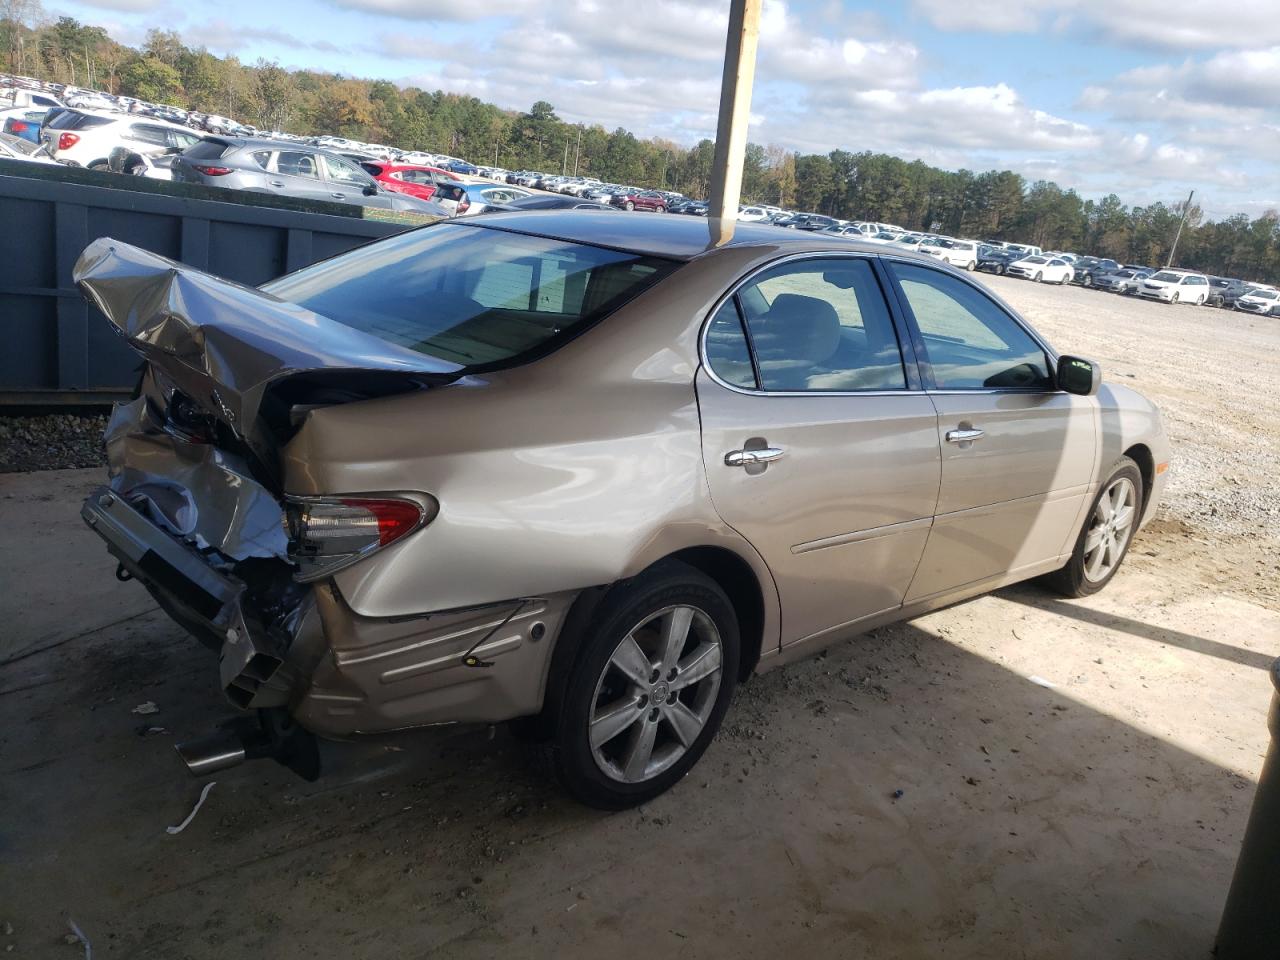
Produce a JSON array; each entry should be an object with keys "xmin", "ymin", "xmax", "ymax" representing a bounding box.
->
[
  {"xmin": 588, "ymin": 605, "xmax": 723, "ymax": 784},
  {"xmin": 1082, "ymin": 477, "xmax": 1137, "ymax": 583}
]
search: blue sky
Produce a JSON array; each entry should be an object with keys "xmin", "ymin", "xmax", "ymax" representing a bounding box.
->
[{"xmin": 49, "ymin": 0, "xmax": 1280, "ymax": 218}]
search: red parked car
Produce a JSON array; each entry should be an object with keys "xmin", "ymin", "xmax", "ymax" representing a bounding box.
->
[
  {"xmin": 610, "ymin": 190, "xmax": 667, "ymax": 212},
  {"xmin": 357, "ymin": 162, "xmax": 459, "ymax": 202}
]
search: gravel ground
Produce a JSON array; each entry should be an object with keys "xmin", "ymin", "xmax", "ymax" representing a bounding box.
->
[
  {"xmin": 1, "ymin": 276, "xmax": 1278, "ymax": 958},
  {"xmin": 0, "ymin": 412, "xmax": 108, "ymax": 473}
]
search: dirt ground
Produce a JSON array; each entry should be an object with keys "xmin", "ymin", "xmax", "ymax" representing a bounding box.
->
[{"xmin": 1, "ymin": 277, "xmax": 1278, "ymax": 959}]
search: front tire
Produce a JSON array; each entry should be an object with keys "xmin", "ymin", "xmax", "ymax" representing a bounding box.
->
[
  {"xmin": 1034, "ymin": 271, "xmax": 1043, "ymax": 283},
  {"xmin": 1044, "ymin": 457, "xmax": 1143, "ymax": 598},
  {"xmin": 1082, "ymin": 274, "xmax": 1092, "ymax": 287},
  {"xmin": 624, "ymin": 201, "xmax": 634, "ymax": 211},
  {"xmin": 543, "ymin": 562, "xmax": 740, "ymax": 809}
]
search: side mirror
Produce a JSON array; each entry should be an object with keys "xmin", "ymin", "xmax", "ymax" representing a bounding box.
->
[
  {"xmin": 1057, "ymin": 355, "xmax": 1101, "ymax": 396},
  {"xmin": 362, "ymin": 183, "xmax": 377, "ymax": 196},
  {"xmin": 164, "ymin": 146, "xmax": 181, "ymax": 155}
]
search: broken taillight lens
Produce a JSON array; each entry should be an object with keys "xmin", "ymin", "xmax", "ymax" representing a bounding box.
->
[{"xmin": 284, "ymin": 495, "xmax": 434, "ymax": 581}]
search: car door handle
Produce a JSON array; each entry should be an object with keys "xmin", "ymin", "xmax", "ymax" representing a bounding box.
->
[
  {"xmin": 945, "ymin": 428, "xmax": 985, "ymax": 443},
  {"xmin": 330, "ymin": 192, "xmax": 346, "ymax": 199},
  {"xmin": 725, "ymin": 447, "xmax": 786, "ymax": 467},
  {"xmin": 269, "ymin": 180, "xmax": 284, "ymax": 186}
]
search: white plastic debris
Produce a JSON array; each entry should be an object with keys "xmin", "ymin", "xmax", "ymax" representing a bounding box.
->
[
  {"xmin": 166, "ymin": 782, "xmax": 216, "ymax": 835},
  {"xmin": 1027, "ymin": 675, "xmax": 1056, "ymax": 689},
  {"xmin": 66, "ymin": 920, "xmax": 91, "ymax": 959},
  {"xmin": 131, "ymin": 701, "xmax": 159, "ymax": 715}
]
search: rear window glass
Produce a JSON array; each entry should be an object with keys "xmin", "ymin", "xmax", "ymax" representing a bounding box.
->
[
  {"xmin": 49, "ymin": 111, "xmax": 114, "ymax": 131},
  {"xmin": 261, "ymin": 223, "xmax": 678, "ymax": 369},
  {"xmin": 184, "ymin": 139, "xmax": 229, "ymax": 160}
]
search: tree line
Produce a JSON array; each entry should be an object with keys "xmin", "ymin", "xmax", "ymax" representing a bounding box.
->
[{"xmin": 4, "ymin": 7, "xmax": 1280, "ymax": 283}]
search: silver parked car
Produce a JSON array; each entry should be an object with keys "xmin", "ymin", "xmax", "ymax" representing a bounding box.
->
[
  {"xmin": 75, "ymin": 214, "xmax": 1169, "ymax": 808},
  {"xmin": 170, "ymin": 136, "xmax": 446, "ymax": 215}
]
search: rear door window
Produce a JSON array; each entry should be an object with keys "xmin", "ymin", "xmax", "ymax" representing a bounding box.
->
[
  {"xmin": 721, "ymin": 258, "xmax": 907, "ymax": 392},
  {"xmin": 276, "ymin": 151, "xmax": 320, "ymax": 179}
]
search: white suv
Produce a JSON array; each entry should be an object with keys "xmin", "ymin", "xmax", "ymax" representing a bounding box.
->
[
  {"xmin": 1137, "ymin": 270, "xmax": 1211, "ymax": 305},
  {"xmin": 41, "ymin": 109, "xmax": 202, "ymax": 170}
]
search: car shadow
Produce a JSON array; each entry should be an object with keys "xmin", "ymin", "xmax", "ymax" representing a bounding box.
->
[
  {"xmin": 0, "ymin": 607, "xmax": 1265, "ymax": 959},
  {"xmin": 998, "ymin": 583, "xmax": 1275, "ymax": 671}
]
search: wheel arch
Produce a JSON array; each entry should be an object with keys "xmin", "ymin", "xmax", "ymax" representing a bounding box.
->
[
  {"xmin": 521, "ymin": 544, "xmax": 770, "ymax": 741},
  {"xmin": 1123, "ymin": 442, "xmax": 1154, "ymax": 507}
]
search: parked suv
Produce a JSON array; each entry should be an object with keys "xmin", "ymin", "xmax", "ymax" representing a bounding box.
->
[
  {"xmin": 170, "ymin": 137, "xmax": 446, "ymax": 214},
  {"xmin": 41, "ymin": 109, "xmax": 201, "ymax": 170},
  {"xmin": 1207, "ymin": 277, "xmax": 1252, "ymax": 309},
  {"xmin": 610, "ymin": 190, "xmax": 668, "ymax": 212}
]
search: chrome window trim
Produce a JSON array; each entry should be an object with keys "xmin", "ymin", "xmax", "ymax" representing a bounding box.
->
[{"xmin": 697, "ymin": 250, "xmax": 920, "ymax": 398}]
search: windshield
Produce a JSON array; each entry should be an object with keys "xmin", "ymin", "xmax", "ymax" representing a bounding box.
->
[
  {"xmin": 1150, "ymin": 271, "xmax": 1181, "ymax": 282},
  {"xmin": 262, "ymin": 223, "xmax": 677, "ymax": 368},
  {"xmin": 1249, "ymin": 289, "xmax": 1278, "ymax": 300},
  {"xmin": 1023, "ymin": 256, "xmax": 1048, "ymax": 264}
]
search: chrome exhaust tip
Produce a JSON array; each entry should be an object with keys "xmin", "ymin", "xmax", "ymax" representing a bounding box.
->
[
  {"xmin": 174, "ymin": 711, "xmax": 321, "ymax": 781},
  {"xmin": 175, "ymin": 732, "xmax": 248, "ymax": 777}
]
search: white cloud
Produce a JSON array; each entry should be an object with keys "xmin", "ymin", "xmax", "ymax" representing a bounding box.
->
[
  {"xmin": 327, "ymin": 0, "xmax": 539, "ymax": 22},
  {"xmin": 912, "ymin": 0, "xmax": 1280, "ymax": 51}
]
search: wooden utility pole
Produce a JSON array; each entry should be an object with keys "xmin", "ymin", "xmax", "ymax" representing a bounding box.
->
[
  {"xmin": 573, "ymin": 127, "xmax": 581, "ymax": 176},
  {"xmin": 707, "ymin": 0, "xmax": 762, "ymax": 225}
]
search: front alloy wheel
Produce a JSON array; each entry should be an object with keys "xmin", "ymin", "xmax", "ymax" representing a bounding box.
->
[
  {"xmin": 1082, "ymin": 477, "xmax": 1137, "ymax": 584},
  {"xmin": 1045, "ymin": 456, "xmax": 1143, "ymax": 597}
]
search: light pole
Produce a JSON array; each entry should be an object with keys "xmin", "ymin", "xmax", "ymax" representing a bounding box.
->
[{"xmin": 1166, "ymin": 189, "xmax": 1195, "ymax": 269}]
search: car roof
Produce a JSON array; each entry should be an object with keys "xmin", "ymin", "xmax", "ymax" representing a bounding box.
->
[{"xmin": 457, "ymin": 210, "xmax": 919, "ymax": 262}]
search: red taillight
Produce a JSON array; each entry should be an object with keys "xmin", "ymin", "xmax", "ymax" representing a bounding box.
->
[
  {"xmin": 342, "ymin": 497, "xmax": 424, "ymax": 546},
  {"xmin": 57, "ymin": 132, "xmax": 79, "ymax": 151},
  {"xmin": 285, "ymin": 495, "xmax": 433, "ymax": 581},
  {"xmin": 457, "ymin": 199, "xmax": 470, "ymax": 213},
  {"xmin": 192, "ymin": 164, "xmax": 232, "ymax": 176},
  {"xmin": 10, "ymin": 121, "xmax": 28, "ymax": 133}
]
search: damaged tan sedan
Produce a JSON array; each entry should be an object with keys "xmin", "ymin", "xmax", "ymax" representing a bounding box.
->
[{"xmin": 76, "ymin": 213, "xmax": 1169, "ymax": 808}]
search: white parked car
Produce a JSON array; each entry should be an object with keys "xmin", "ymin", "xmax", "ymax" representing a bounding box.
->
[
  {"xmin": 1005, "ymin": 243, "xmax": 1043, "ymax": 258},
  {"xmin": 1007, "ymin": 255, "xmax": 1074, "ymax": 284},
  {"xmin": 41, "ymin": 109, "xmax": 202, "ymax": 170},
  {"xmin": 738, "ymin": 206, "xmax": 771, "ymax": 222},
  {"xmin": 921, "ymin": 238, "xmax": 979, "ymax": 270},
  {"xmin": 1234, "ymin": 287, "xmax": 1280, "ymax": 315},
  {"xmin": 1136, "ymin": 270, "xmax": 1210, "ymax": 305}
]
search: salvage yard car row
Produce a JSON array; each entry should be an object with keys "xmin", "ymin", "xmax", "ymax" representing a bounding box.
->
[{"xmin": 4, "ymin": 73, "xmax": 1278, "ymax": 312}]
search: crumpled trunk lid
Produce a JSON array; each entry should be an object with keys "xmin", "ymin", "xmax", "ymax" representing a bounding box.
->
[{"xmin": 74, "ymin": 237, "xmax": 463, "ymax": 471}]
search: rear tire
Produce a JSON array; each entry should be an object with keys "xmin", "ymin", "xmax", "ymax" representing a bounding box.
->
[
  {"xmin": 966, "ymin": 260, "xmax": 976, "ymax": 271},
  {"xmin": 1082, "ymin": 274, "xmax": 1092, "ymax": 287},
  {"xmin": 1034, "ymin": 271, "xmax": 1043, "ymax": 283},
  {"xmin": 1043, "ymin": 457, "xmax": 1143, "ymax": 598},
  {"xmin": 1172, "ymin": 292, "xmax": 1179, "ymax": 304},
  {"xmin": 537, "ymin": 561, "xmax": 739, "ymax": 809},
  {"xmin": 88, "ymin": 161, "xmax": 110, "ymax": 172}
]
